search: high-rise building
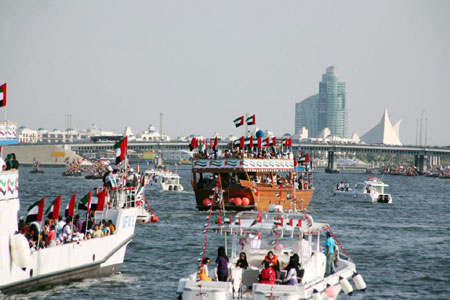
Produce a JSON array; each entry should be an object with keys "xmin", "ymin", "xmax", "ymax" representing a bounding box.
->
[
  {"xmin": 295, "ymin": 94, "xmax": 318, "ymax": 137},
  {"xmin": 294, "ymin": 66, "xmax": 347, "ymax": 138},
  {"xmin": 318, "ymin": 66, "xmax": 347, "ymax": 138}
]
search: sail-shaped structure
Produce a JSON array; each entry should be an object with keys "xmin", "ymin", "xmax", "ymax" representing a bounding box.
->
[{"xmin": 361, "ymin": 109, "xmax": 402, "ymax": 145}]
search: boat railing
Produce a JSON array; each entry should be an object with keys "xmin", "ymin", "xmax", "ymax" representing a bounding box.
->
[{"xmin": 105, "ymin": 186, "xmax": 141, "ymax": 210}]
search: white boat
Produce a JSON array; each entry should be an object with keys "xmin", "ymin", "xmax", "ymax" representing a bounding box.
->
[
  {"xmin": 144, "ymin": 169, "xmax": 184, "ymax": 191},
  {"xmin": 177, "ymin": 210, "xmax": 366, "ymax": 300},
  {"xmin": 0, "ymin": 182, "xmax": 137, "ymax": 294},
  {"xmin": 131, "ymin": 185, "xmax": 159, "ymax": 223},
  {"xmin": 0, "ymin": 124, "xmax": 138, "ymax": 294},
  {"xmin": 333, "ymin": 177, "xmax": 392, "ymax": 203}
]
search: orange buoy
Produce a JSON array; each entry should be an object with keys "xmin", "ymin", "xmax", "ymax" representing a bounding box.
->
[
  {"xmin": 229, "ymin": 198, "xmax": 235, "ymax": 204},
  {"xmin": 234, "ymin": 197, "xmax": 242, "ymax": 206},
  {"xmin": 203, "ymin": 198, "xmax": 211, "ymax": 206},
  {"xmin": 242, "ymin": 197, "xmax": 250, "ymax": 206},
  {"xmin": 151, "ymin": 215, "xmax": 159, "ymax": 223}
]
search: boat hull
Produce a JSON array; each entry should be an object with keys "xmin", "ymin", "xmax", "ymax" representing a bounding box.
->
[{"xmin": 195, "ymin": 185, "xmax": 314, "ymax": 211}]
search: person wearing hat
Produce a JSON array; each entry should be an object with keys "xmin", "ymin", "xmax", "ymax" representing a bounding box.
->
[{"xmin": 325, "ymin": 231, "xmax": 336, "ymax": 276}]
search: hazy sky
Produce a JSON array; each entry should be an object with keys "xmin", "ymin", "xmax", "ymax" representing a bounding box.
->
[{"xmin": 1, "ymin": 0, "xmax": 449, "ymax": 145}]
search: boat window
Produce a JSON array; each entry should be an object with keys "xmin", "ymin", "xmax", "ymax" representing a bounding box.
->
[
  {"xmin": 355, "ymin": 183, "xmax": 364, "ymax": 190},
  {"xmin": 373, "ymin": 185, "xmax": 384, "ymax": 194}
]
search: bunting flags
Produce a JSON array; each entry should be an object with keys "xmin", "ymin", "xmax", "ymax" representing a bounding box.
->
[
  {"xmin": 233, "ymin": 116, "xmax": 244, "ymax": 128},
  {"xmin": 246, "ymin": 114, "xmax": 255, "ymax": 125},
  {"xmin": 0, "ymin": 83, "xmax": 7, "ymax": 107},
  {"xmin": 45, "ymin": 195, "xmax": 62, "ymax": 220},
  {"xmin": 65, "ymin": 194, "xmax": 76, "ymax": 218},
  {"xmin": 114, "ymin": 136, "xmax": 128, "ymax": 165},
  {"xmin": 283, "ymin": 137, "xmax": 292, "ymax": 147},
  {"xmin": 26, "ymin": 198, "xmax": 45, "ymax": 223},
  {"xmin": 78, "ymin": 191, "xmax": 92, "ymax": 213}
]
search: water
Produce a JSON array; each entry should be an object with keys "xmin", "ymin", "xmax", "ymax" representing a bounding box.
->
[{"xmin": 10, "ymin": 166, "xmax": 450, "ymax": 299}]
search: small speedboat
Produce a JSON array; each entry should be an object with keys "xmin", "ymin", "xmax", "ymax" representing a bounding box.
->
[
  {"xmin": 333, "ymin": 177, "xmax": 392, "ymax": 204},
  {"xmin": 144, "ymin": 169, "xmax": 184, "ymax": 191}
]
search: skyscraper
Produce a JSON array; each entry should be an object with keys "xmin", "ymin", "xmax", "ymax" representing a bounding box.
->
[
  {"xmin": 295, "ymin": 94, "xmax": 319, "ymax": 137},
  {"xmin": 294, "ymin": 66, "xmax": 348, "ymax": 138},
  {"xmin": 318, "ymin": 66, "xmax": 347, "ymax": 138}
]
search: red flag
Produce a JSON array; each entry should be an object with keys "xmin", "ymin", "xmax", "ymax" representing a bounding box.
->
[
  {"xmin": 294, "ymin": 157, "xmax": 298, "ymax": 167},
  {"xmin": 96, "ymin": 189, "xmax": 107, "ymax": 211},
  {"xmin": 190, "ymin": 138, "xmax": 196, "ymax": 148},
  {"xmin": 46, "ymin": 195, "xmax": 62, "ymax": 220},
  {"xmin": 266, "ymin": 137, "xmax": 270, "ymax": 147},
  {"xmin": 65, "ymin": 194, "xmax": 76, "ymax": 218},
  {"xmin": 240, "ymin": 136, "xmax": 244, "ymax": 148},
  {"xmin": 26, "ymin": 198, "xmax": 46, "ymax": 223},
  {"xmin": 87, "ymin": 191, "xmax": 92, "ymax": 214},
  {"xmin": 251, "ymin": 211, "xmax": 263, "ymax": 226},
  {"xmin": 214, "ymin": 136, "xmax": 218, "ymax": 148},
  {"xmin": 305, "ymin": 154, "xmax": 310, "ymax": 163},
  {"xmin": 249, "ymin": 136, "xmax": 253, "ymax": 148},
  {"xmin": 257, "ymin": 137, "xmax": 262, "ymax": 148},
  {"xmin": 0, "ymin": 83, "xmax": 7, "ymax": 107},
  {"xmin": 246, "ymin": 114, "xmax": 256, "ymax": 125},
  {"xmin": 210, "ymin": 139, "xmax": 213, "ymax": 149},
  {"xmin": 272, "ymin": 137, "xmax": 277, "ymax": 146}
]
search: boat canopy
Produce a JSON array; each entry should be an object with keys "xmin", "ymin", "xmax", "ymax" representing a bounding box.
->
[{"xmin": 192, "ymin": 158, "xmax": 295, "ymax": 172}]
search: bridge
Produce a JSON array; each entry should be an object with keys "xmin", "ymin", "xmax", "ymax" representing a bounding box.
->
[{"xmin": 65, "ymin": 141, "xmax": 450, "ymax": 174}]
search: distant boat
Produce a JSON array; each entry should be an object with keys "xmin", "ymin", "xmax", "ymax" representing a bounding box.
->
[
  {"xmin": 144, "ymin": 169, "xmax": 184, "ymax": 191},
  {"xmin": 333, "ymin": 177, "xmax": 392, "ymax": 204}
]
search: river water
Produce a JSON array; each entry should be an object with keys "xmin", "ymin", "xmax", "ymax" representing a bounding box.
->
[{"xmin": 10, "ymin": 165, "xmax": 450, "ymax": 299}]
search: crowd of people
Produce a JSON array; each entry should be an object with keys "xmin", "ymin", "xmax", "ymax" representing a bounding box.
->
[
  {"xmin": 198, "ymin": 247, "xmax": 304, "ymax": 286},
  {"xmin": 18, "ymin": 214, "xmax": 116, "ymax": 251}
]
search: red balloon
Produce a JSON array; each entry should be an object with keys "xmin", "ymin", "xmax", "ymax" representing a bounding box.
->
[
  {"xmin": 229, "ymin": 198, "xmax": 235, "ymax": 204},
  {"xmin": 325, "ymin": 285, "xmax": 338, "ymax": 298},
  {"xmin": 241, "ymin": 197, "xmax": 250, "ymax": 206},
  {"xmin": 234, "ymin": 197, "xmax": 242, "ymax": 206},
  {"xmin": 203, "ymin": 198, "xmax": 211, "ymax": 206}
]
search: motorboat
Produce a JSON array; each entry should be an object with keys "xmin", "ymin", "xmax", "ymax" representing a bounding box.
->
[
  {"xmin": 144, "ymin": 168, "xmax": 184, "ymax": 191},
  {"xmin": 177, "ymin": 210, "xmax": 366, "ymax": 299},
  {"xmin": 131, "ymin": 185, "xmax": 159, "ymax": 223},
  {"xmin": 333, "ymin": 177, "xmax": 392, "ymax": 203}
]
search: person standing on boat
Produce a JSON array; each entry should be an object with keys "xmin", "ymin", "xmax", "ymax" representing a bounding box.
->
[
  {"xmin": 214, "ymin": 246, "xmax": 229, "ymax": 282},
  {"xmin": 325, "ymin": 232, "xmax": 336, "ymax": 276}
]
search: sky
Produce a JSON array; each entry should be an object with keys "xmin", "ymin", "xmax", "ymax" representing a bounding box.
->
[{"xmin": 1, "ymin": 0, "xmax": 449, "ymax": 146}]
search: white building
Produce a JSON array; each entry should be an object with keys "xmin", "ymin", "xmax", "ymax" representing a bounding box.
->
[{"xmin": 360, "ymin": 109, "xmax": 402, "ymax": 145}]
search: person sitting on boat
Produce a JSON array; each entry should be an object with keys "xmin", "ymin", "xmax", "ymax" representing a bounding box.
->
[
  {"xmin": 345, "ymin": 182, "xmax": 350, "ymax": 191},
  {"xmin": 214, "ymin": 246, "xmax": 229, "ymax": 282},
  {"xmin": 283, "ymin": 255, "xmax": 300, "ymax": 285},
  {"xmin": 198, "ymin": 257, "xmax": 212, "ymax": 281},
  {"xmin": 108, "ymin": 220, "xmax": 116, "ymax": 234},
  {"xmin": 260, "ymin": 261, "xmax": 276, "ymax": 285},
  {"xmin": 236, "ymin": 252, "xmax": 249, "ymax": 269},
  {"xmin": 262, "ymin": 251, "xmax": 280, "ymax": 278},
  {"xmin": 324, "ymin": 232, "xmax": 336, "ymax": 276},
  {"xmin": 93, "ymin": 224, "xmax": 103, "ymax": 238}
]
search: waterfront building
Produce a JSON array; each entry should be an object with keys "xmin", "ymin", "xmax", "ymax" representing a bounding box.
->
[
  {"xmin": 318, "ymin": 66, "xmax": 347, "ymax": 138},
  {"xmin": 295, "ymin": 94, "xmax": 318, "ymax": 137}
]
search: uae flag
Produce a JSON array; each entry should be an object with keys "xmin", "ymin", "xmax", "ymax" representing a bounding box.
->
[
  {"xmin": 0, "ymin": 83, "xmax": 6, "ymax": 107},
  {"xmin": 246, "ymin": 114, "xmax": 255, "ymax": 125},
  {"xmin": 65, "ymin": 194, "xmax": 76, "ymax": 218},
  {"xmin": 250, "ymin": 211, "xmax": 263, "ymax": 226},
  {"xmin": 26, "ymin": 198, "xmax": 45, "ymax": 223},
  {"xmin": 233, "ymin": 116, "xmax": 244, "ymax": 128},
  {"xmin": 78, "ymin": 191, "xmax": 92, "ymax": 213},
  {"xmin": 91, "ymin": 189, "xmax": 107, "ymax": 211},
  {"xmin": 114, "ymin": 136, "xmax": 128, "ymax": 165},
  {"xmin": 45, "ymin": 195, "xmax": 62, "ymax": 220}
]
